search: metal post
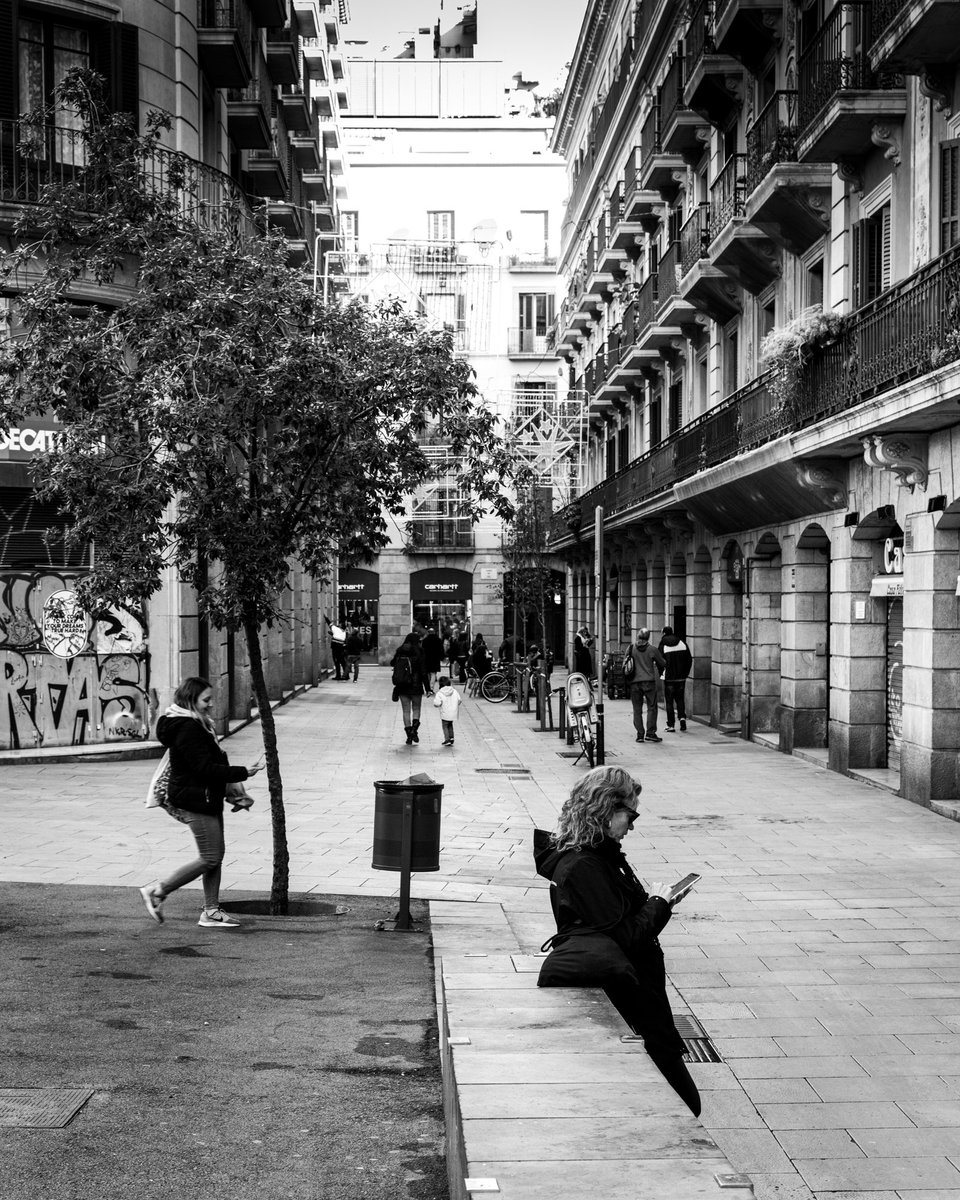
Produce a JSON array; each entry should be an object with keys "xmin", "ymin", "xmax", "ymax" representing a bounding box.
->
[
  {"xmin": 395, "ymin": 794, "xmax": 414, "ymax": 930},
  {"xmin": 558, "ymin": 690, "xmax": 566, "ymax": 739},
  {"xmin": 594, "ymin": 505, "xmax": 606, "ymax": 766}
]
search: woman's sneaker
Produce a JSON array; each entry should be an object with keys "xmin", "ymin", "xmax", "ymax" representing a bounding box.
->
[
  {"xmin": 198, "ymin": 907, "xmax": 240, "ymax": 928},
  {"xmin": 139, "ymin": 883, "xmax": 164, "ymax": 924}
]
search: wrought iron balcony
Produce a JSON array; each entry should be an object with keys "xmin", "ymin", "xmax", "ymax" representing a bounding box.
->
[
  {"xmin": 656, "ymin": 239, "xmax": 681, "ymax": 309},
  {"xmin": 685, "ymin": 0, "xmax": 712, "ymax": 78},
  {"xmin": 870, "ymin": 0, "xmax": 960, "ymax": 72},
  {"xmin": 712, "ymin": 0, "xmax": 784, "ymax": 72},
  {"xmin": 709, "ymin": 153, "xmax": 747, "ymax": 239},
  {"xmin": 265, "ymin": 27, "xmax": 301, "ymax": 86},
  {"xmin": 683, "ymin": 0, "xmax": 744, "ymax": 128},
  {"xmin": 680, "ymin": 203, "xmax": 711, "ymax": 277},
  {"xmin": 508, "ymin": 328, "xmax": 552, "ymax": 356},
  {"xmin": 659, "ymin": 56, "xmax": 706, "ymax": 156},
  {"xmin": 797, "ymin": 1, "xmax": 906, "ymax": 159},
  {"xmin": 0, "ymin": 120, "xmax": 257, "ymax": 242},
  {"xmin": 406, "ymin": 520, "xmax": 475, "ymax": 552},
  {"xmin": 634, "ymin": 273, "xmax": 659, "ymax": 334},
  {"xmin": 226, "ymin": 77, "xmax": 272, "ymax": 149},
  {"xmin": 198, "ymin": 0, "xmax": 254, "ymax": 88},
  {"xmin": 745, "ymin": 90, "xmax": 798, "ymax": 194},
  {"xmin": 551, "ymin": 242, "xmax": 960, "ymax": 542}
]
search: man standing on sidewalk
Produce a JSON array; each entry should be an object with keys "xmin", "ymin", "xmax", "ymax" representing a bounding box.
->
[
  {"xmin": 627, "ymin": 628, "xmax": 666, "ymax": 743},
  {"xmin": 658, "ymin": 625, "xmax": 692, "ymax": 733},
  {"xmin": 326, "ymin": 615, "xmax": 348, "ymax": 681}
]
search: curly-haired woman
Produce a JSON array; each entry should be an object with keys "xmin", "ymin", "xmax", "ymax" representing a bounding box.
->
[{"xmin": 534, "ymin": 765, "xmax": 700, "ymax": 1116}]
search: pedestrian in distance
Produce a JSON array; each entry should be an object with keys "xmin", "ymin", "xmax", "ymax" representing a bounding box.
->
[
  {"xmin": 139, "ymin": 677, "xmax": 264, "ymax": 929},
  {"xmin": 573, "ymin": 626, "xmax": 594, "ymax": 678},
  {"xmin": 344, "ymin": 624, "xmax": 363, "ymax": 682},
  {"xmin": 390, "ymin": 633, "xmax": 429, "ymax": 744},
  {"xmin": 534, "ymin": 766, "xmax": 700, "ymax": 1117},
  {"xmin": 497, "ymin": 632, "xmax": 521, "ymax": 663},
  {"xmin": 421, "ymin": 624, "xmax": 444, "ymax": 694},
  {"xmin": 626, "ymin": 627, "xmax": 666, "ymax": 743},
  {"xmin": 658, "ymin": 625, "xmax": 692, "ymax": 732},
  {"xmin": 471, "ymin": 632, "xmax": 492, "ymax": 678},
  {"xmin": 325, "ymin": 614, "xmax": 348, "ymax": 681},
  {"xmin": 433, "ymin": 675, "xmax": 463, "ymax": 746}
]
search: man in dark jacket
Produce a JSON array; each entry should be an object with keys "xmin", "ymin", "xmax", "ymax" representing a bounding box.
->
[
  {"xmin": 658, "ymin": 625, "xmax": 693, "ymax": 732},
  {"xmin": 626, "ymin": 628, "xmax": 666, "ymax": 743}
]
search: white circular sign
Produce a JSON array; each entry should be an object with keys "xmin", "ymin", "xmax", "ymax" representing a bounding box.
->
[{"xmin": 42, "ymin": 590, "xmax": 88, "ymax": 658}]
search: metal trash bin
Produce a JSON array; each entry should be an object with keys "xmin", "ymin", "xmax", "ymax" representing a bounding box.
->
[{"xmin": 372, "ymin": 778, "xmax": 443, "ymax": 872}]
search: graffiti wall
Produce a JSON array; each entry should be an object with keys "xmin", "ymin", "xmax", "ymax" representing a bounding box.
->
[{"xmin": 0, "ymin": 570, "xmax": 150, "ymax": 749}]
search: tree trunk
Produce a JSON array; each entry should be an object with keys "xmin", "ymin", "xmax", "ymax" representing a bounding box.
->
[{"xmin": 242, "ymin": 606, "xmax": 290, "ymax": 914}]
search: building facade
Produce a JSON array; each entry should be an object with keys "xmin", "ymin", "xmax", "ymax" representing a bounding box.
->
[
  {"xmin": 549, "ymin": 0, "xmax": 960, "ymax": 807},
  {"xmin": 337, "ymin": 35, "xmax": 572, "ymax": 662},
  {"xmin": 0, "ymin": 0, "xmax": 349, "ymax": 748}
]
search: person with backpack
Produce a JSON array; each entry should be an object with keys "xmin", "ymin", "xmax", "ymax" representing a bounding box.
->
[
  {"xmin": 344, "ymin": 624, "xmax": 363, "ymax": 682},
  {"xmin": 658, "ymin": 625, "xmax": 693, "ymax": 732},
  {"xmin": 390, "ymin": 633, "xmax": 429, "ymax": 744}
]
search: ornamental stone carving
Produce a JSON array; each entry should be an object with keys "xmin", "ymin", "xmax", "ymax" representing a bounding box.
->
[
  {"xmin": 795, "ymin": 460, "xmax": 847, "ymax": 508},
  {"xmin": 870, "ymin": 123, "xmax": 901, "ymax": 166},
  {"xmin": 919, "ymin": 68, "xmax": 953, "ymax": 117},
  {"xmin": 861, "ymin": 434, "xmax": 928, "ymax": 493}
]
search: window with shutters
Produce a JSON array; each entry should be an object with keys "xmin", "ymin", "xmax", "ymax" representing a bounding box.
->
[
  {"xmin": 616, "ymin": 423, "xmax": 629, "ymax": 468},
  {"xmin": 341, "ymin": 210, "xmax": 359, "ymax": 251},
  {"xmin": 941, "ymin": 141, "xmax": 960, "ymax": 253},
  {"xmin": 427, "ymin": 210, "xmax": 454, "ymax": 242},
  {"xmin": 668, "ymin": 381, "xmax": 683, "ymax": 434},
  {"xmin": 605, "ymin": 434, "xmax": 616, "ymax": 477},
  {"xmin": 853, "ymin": 202, "xmax": 891, "ymax": 307},
  {"xmin": 649, "ymin": 391, "xmax": 662, "ymax": 447}
]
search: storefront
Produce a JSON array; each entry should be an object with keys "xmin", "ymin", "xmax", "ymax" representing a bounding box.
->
[
  {"xmin": 870, "ymin": 535, "xmax": 905, "ymax": 771},
  {"xmin": 410, "ymin": 567, "xmax": 472, "ymax": 641},
  {"xmin": 338, "ymin": 568, "xmax": 380, "ymax": 658}
]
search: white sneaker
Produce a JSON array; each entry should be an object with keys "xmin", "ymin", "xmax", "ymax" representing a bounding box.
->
[
  {"xmin": 139, "ymin": 883, "xmax": 164, "ymax": 924},
  {"xmin": 198, "ymin": 907, "xmax": 240, "ymax": 928}
]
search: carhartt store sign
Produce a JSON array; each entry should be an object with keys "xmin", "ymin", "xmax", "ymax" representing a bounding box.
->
[{"xmin": 409, "ymin": 568, "xmax": 473, "ymax": 604}]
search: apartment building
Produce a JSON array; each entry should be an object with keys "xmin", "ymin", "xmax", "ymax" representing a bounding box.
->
[
  {"xmin": 336, "ymin": 31, "xmax": 571, "ymax": 662},
  {"xmin": 0, "ymin": 0, "xmax": 349, "ymax": 749},
  {"xmin": 548, "ymin": 0, "xmax": 960, "ymax": 807}
]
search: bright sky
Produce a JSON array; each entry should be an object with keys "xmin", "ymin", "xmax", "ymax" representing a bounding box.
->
[{"xmin": 344, "ymin": 0, "xmax": 589, "ymax": 91}]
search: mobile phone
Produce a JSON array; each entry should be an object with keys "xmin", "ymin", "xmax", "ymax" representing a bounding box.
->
[{"xmin": 668, "ymin": 872, "xmax": 700, "ymax": 902}]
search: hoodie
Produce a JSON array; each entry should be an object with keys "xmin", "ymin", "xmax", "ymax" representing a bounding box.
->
[
  {"xmin": 433, "ymin": 684, "xmax": 462, "ymax": 721},
  {"xmin": 658, "ymin": 633, "xmax": 692, "ymax": 682},
  {"xmin": 533, "ymin": 832, "xmax": 672, "ymax": 962},
  {"xmin": 156, "ymin": 708, "xmax": 248, "ymax": 815}
]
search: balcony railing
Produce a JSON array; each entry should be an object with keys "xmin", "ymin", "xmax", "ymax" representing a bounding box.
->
[
  {"xmin": 745, "ymin": 90, "xmax": 798, "ymax": 194},
  {"xmin": 685, "ymin": 0, "xmax": 713, "ymax": 76},
  {"xmin": 798, "ymin": 1, "xmax": 897, "ymax": 132},
  {"xmin": 634, "ymin": 273, "xmax": 658, "ymax": 332},
  {"xmin": 607, "ymin": 325, "xmax": 622, "ymax": 369},
  {"xmin": 709, "ymin": 153, "xmax": 747, "ymax": 237},
  {"xmin": 640, "ymin": 104, "xmax": 660, "ymax": 163},
  {"xmin": 596, "ymin": 212, "xmax": 608, "ymax": 256},
  {"xmin": 508, "ymin": 328, "xmax": 551, "ymax": 355},
  {"xmin": 406, "ymin": 520, "xmax": 475, "ymax": 552},
  {"xmin": 622, "ymin": 298, "xmax": 637, "ymax": 349},
  {"xmin": 593, "ymin": 35, "xmax": 635, "ymax": 151},
  {"xmin": 871, "ymin": 0, "xmax": 912, "ymax": 37},
  {"xmin": 552, "ymin": 242, "xmax": 960, "ymax": 539},
  {"xmin": 657, "ymin": 239, "xmax": 681, "ymax": 307},
  {"xmin": 659, "ymin": 56, "xmax": 685, "ymax": 132},
  {"xmin": 680, "ymin": 203, "xmax": 711, "ymax": 275},
  {"xmin": 609, "ymin": 181, "xmax": 623, "ymax": 231},
  {"xmin": 0, "ymin": 120, "xmax": 256, "ymax": 241}
]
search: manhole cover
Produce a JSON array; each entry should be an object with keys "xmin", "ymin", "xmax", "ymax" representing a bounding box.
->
[{"xmin": 0, "ymin": 1088, "xmax": 94, "ymax": 1128}]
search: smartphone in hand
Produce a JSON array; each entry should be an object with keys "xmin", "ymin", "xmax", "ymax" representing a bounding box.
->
[{"xmin": 668, "ymin": 872, "xmax": 701, "ymax": 903}]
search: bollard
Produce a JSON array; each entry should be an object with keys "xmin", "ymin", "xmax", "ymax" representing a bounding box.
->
[{"xmin": 558, "ymin": 690, "xmax": 566, "ymax": 739}]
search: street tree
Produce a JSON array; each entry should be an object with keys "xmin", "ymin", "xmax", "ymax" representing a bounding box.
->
[
  {"xmin": 498, "ymin": 485, "xmax": 556, "ymax": 654},
  {"xmin": 0, "ymin": 72, "xmax": 519, "ymax": 912}
]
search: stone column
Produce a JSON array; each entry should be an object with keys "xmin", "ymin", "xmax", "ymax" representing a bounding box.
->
[
  {"xmin": 687, "ymin": 549, "xmax": 712, "ymax": 718},
  {"xmin": 711, "ymin": 566, "xmax": 743, "ymax": 727},
  {"xmin": 747, "ymin": 556, "xmax": 783, "ymax": 735},
  {"xmin": 900, "ymin": 517, "xmax": 960, "ymax": 803},
  {"xmin": 828, "ymin": 536, "xmax": 886, "ymax": 773},
  {"xmin": 779, "ymin": 539, "xmax": 830, "ymax": 752}
]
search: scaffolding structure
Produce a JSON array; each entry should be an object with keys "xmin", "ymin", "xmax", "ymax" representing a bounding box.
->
[{"xmin": 340, "ymin": 241, "xmax": 497, "ymax": 353}]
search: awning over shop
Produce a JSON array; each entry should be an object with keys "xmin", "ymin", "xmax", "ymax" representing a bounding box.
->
[{"xmin": 870, "ymin": 576, "xmax": 904, "ymax": 598}]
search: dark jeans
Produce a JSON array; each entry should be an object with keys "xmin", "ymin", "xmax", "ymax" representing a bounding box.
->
[
  {"xmin": 441, "ymin": 719, "xmax": 455, "ymax": 743},
  {"xmin": 346, "ymin": 655, "xmax": 360, "ymax": 681},
  {"xmin": 630, "ymin": 681, "xmax": 658, "ymax": 737},
  {"xmin": 664, "ymin": 681, "xmax": 687, "ymax": 726},
  {"xmin": 332, "ymin": 643, "xmax": 347, "ymax": 679}
]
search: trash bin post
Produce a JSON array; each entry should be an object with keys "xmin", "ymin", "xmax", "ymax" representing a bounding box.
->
[
  {"xmin": 372, "ymin": 776, "xmax": 443, "ymax": 934},
  {"xmin": 396, "ymin": 794, "xmax": 415, "ymax": 931}
]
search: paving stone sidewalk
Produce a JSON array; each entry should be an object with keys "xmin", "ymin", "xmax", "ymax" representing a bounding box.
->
[{"xmin": 6, "ymin": 668, "xmax": 960, "ymax": 1199}]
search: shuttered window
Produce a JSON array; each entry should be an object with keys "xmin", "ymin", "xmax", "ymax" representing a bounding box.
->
[
  {"xmin": 941, "ymin": 140, "xmax": 960, "ymax": 252},
  {"xmin": 0, "ymin": 487, "xmax": 91, "ymax": 568},
  {"xmin": 853, "ymin": 202, "xmax": 891, "ymax": 307},
  {"xmin": 427, "ymin": 210, "xmax": 454, "ymax": 242}
]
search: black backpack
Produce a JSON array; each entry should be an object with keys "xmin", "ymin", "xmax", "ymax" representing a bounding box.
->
[{"xmin": 392, "ymin": 655, "xmax": 414, "ymax": 686}]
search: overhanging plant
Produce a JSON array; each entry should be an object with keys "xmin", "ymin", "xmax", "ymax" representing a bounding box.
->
[{"xmin": 759, "ymin": 305, "xmax": 849, "ymax": 409}]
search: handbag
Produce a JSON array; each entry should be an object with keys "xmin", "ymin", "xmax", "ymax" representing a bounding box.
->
[
  {"xmin": 226, "ymin": 780, "xmax": 255, "ymax": 811},
  {"xmin": 144, "ymin": 751, "xmax": 171, "ymax": 809},
  {"xmin": 622, "ymin": 651, "xmax": 635, "ymax": 679}
]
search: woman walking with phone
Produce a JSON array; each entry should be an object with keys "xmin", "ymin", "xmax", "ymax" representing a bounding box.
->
[
  {"xmin": 139, "ymin": 677, "xmax": 264, "ymax": 928},
  {"xmin": 534, "ymin": 766, "xmax": 700, "ymax": 1115}
]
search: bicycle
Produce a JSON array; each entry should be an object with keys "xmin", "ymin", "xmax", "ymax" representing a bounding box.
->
[
  {"xmin": 480, "ymin": 660, "xmax": 520, "ymax": 704},
  {"xmin": 561, "ymin": 673, "xmax": 597, "ymax": 768}
]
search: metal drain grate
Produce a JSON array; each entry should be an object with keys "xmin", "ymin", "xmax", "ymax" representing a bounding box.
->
[
  {"xmin": 475, "ymin": 767, "xmax": 531, "ymax": 775},
  {"xmin": 557, "ymin": 750, "xmax": 617, "ymax": 759},
  {"xmin": 674, "ymin": 1015, "xmax": 722, "ymax": 1063},
  {"xmin": 0, "ymin": 1088, "xmax": 94, "ymax": 1128}
]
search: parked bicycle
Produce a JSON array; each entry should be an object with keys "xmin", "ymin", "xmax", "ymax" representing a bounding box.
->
[
  {"xmin": 565, "ymin": 671, "xmax": 597, "ymax": 767},
  {"xmin": 480, "ymin": 660, "xmax": 522, "ymax": 704}
]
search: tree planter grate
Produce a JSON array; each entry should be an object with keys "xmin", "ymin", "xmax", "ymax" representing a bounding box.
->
[{"xmin": 0, "ymin": 1088, "xmax": 94, "ymax": 1128}]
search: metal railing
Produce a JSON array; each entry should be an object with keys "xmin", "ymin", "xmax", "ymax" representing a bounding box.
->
[
  {"xmin": 871, "ymin": 0, "xmax": 913, "ymax": 41},
  {"xmin": 551, "ymin": 243, "xmax": 960, "ymax": 541},
  {"xmin": 0, "ymin": 120, "xmax": 256, "ymax": 241},
  {"xmin": 798, "ymin": 1, "xmax": 899, "ymax": 132},
  {"xmin": 508, "ymin": 328, "xmax": 551, "ymax": 355},
  {"xmin": 634, "ymin": 272, "xmax": 658, "ymax": 333},
  {"xmin": 406, "ymin": 520, "xmax": 475, "ymax": 551},
  {"xmin": 680, "ymin": 203, "xmax": 710, "ymax": 276},
  {"xmin": 200, "ymin": 0, "xmax": 253, "ymax": 44},
  {"xmin": 685, "ymin": 0, "xmax": 713, "ymax": 77},
  {"xmin": 607, "ymin": 325, "xmax": 622, "ymax": 369},
  {"xmin": 709, "ymin": 153, "xmax": 747, "ymax": 237},
  {"xmin": 659, "ymin": 56, "xmax": 685, "ymax": 133},
  {"xmin": 640, "ymin": 104, "xmax": 660, "ymax": 165},
  {"xmin": 657, "ymin": 239, "xmax": 680, "ymax": 307},
  {"xmin": 608, "ymin": 181, "xmax": 623, "ymax": 232},
  {"xmin": 593, "ymin": 35, "xmax": 635, "ymax": 152},
  {"xmin": 745, "ymin": 90, "xmax": 798, "ymax": 194}
]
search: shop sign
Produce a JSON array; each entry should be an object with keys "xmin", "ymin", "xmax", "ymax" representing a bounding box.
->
[
  {"xmin": 41, "ymin": 590, "xmax": 89, "ymax": 658},
  {"xmin": 870, "ymin": 576, "xmax": 905, "ymax": 598},
  {"xmin": 339, "ymin": 567, "xmax": 380, "ymax": 599},
  {"xmin": 0, "ymin": 421, "xmax": 60, "ymax": 460},
  {"xmin": 409, "ymin": 567, "xmax": 472, "ymax": 604},
  {"xmin": 882, "ymin": 537, "xmax": 904, "ymax": 575}
]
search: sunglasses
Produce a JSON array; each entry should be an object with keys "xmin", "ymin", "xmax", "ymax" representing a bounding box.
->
[{"xmin": 615, "ymin": 804, "xmax": 639, "ymax": 827}]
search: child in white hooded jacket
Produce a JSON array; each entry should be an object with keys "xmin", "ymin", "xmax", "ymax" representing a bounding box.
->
[{"xmin": 433, "ymin": 676, "xmax": 463, "ymax": 746}]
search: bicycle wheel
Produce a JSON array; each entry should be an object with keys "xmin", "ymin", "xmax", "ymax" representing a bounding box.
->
[
  {"xmin": 576, "ymin": 714, "xmax": 595, "ymax": 768},
  {"xmin": 481, "ymin": 672, "xmax": 511, "ymax": 703}
]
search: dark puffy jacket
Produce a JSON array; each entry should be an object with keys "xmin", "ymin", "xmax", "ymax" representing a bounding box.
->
[
  {"xmin": 156, "ymin": 715, "xmax": 248, "ymax": 815},
  {"xmin": 390, "ymin": 642, "xmax": 428, "ymax": 696},
  {"xmin": 658, "ymin": 633, "xmax": 692, "ymax": 681}
]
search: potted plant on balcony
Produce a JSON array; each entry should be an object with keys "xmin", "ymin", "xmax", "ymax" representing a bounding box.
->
[{"xmin": 759, "ymin": 304, "xmax": 849, "ymax": 410}]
